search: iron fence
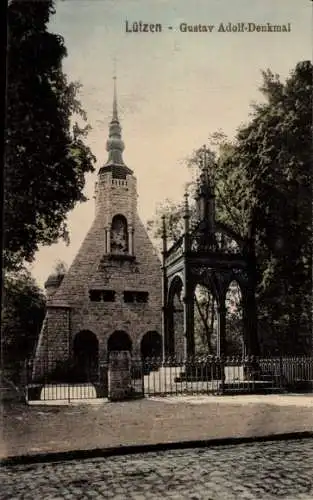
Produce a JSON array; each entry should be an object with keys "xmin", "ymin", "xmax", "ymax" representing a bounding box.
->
[
  {"xmin": 258, "ymin": 356, "xmax": 313, "ymax": 392},
  {"xmin": 24, "ymin": 358, "xmax": 108, "ymax": 402},
  {"xmin": 134, "ymin": 355, "xmax": 313, "ymax": 396},
  {"xmin": 22, "ymin": 355, "xmax": 313, "ymax": 402}
]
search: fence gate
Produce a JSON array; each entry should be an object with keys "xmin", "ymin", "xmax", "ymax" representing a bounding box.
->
[{"xmin": 24, "ymin": 358, "xmax": 105, "ymax": 402}]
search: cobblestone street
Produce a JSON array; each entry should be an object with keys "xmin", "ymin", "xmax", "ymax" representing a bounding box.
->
[{"xmin": 1, "ymin": 438, "xmax": 313, "ymax": 499}]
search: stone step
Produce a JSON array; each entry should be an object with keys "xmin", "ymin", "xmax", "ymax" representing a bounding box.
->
[{"xmin": 223, "ymin": 386, "xmax": 286, "ymax": 395}]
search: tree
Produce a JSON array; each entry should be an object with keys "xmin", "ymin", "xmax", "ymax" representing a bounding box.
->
[
  {"xmin": 230, "ymin": 61, "xmax": 312, "ymax": 354},
  {"xmin": 4, "ymin": 0, "xmax": 96, "ymax": 271},
  {"xmin": 2, "ymin": 269, "xmax": 46, "ymax": 381},
  {"xmin": 225, "ymin": 281, "xmax": 243, "ymax": 356},
  {"xmin": 194, "ymin": 285, "xmax": 218, "ymax": 355},
  {"xmin": 147, "ymin": 199, "xmax": 187, "ymax": 248}
]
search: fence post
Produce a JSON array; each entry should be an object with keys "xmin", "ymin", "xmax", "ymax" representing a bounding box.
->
[
  {"xmin": 108, "ymin": 351, "xmax": 132, "ymax": 401},
  {"xmin": 279, "ymin": 354, "xmax": 283, "ymax": 389}
]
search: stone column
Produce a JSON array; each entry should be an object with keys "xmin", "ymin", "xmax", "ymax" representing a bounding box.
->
[
  {"xmin": 166, "ymin": 305, "xmax": 175, "ymax": 357},
  {"xmin": 161, "ymin": 280, "xmax": 168, "ymax": 361},
  {"xmin": 128, "ymin": 226, "xmax": 134, "ymax": 255},
  {"xmin": 217, "ymin": 302, "xmax": 226, "ymax": 358},
  {"xmin": 183, "ymin": 292, "xmax": 195, "ymax": 358},
  {"xmin": 244, "ymin": 234, "xmax": 260, "ymax": 356},
  {"xmin": 161, "ymin": 215, "xmax": 168, "ymax": 360},
  {"xmin": 104, "ymin": 227, "xmax": 108, "ymax": 254},
  {"xmin": 106, "ymin": 228, "xmax": 110, "ymax": 254},
  {"xmin": 243, "ymin": 290, "xmax": 259, "ymax": 356}
]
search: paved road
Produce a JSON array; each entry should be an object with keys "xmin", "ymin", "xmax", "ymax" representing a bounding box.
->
[{"xmin": 1, "ymin": 439, "xmax": 313, "ymax": 499}]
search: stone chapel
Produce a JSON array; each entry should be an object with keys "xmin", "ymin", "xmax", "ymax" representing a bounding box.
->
[{"xmin": 34, "ymin": 79, "xmax": 163, "ymax": 378}]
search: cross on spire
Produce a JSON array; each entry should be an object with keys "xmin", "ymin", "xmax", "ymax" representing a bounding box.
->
[{"xmin": 112, "ymin": 57, "xmax": 118, "ymax": 121}]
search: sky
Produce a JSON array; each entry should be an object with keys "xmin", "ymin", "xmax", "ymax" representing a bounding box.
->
[{"xmin": 29, "ymin": 0, "xmax": 312, "ymax": 288}]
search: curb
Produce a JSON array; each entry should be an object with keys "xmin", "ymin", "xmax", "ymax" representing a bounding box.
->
[{"xmin": 2, "ymin": 431, "xmax": 313, "ymax": 467}]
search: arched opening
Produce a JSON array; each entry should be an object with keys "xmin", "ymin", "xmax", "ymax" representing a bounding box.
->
[
  {"xmin": 141, "ymin": 331, "xmax": 162, "ymax": 359},
  {"xmin": 73, "ymin": 330, "xmax": 99, "ymax": 382},
  {"xmin": 193, "ymin": 284, "xmax": 218, "ymax": 356},
  {"xmin": 107, "ymin": 330, "xmax": 132, "ymax": 352},
  {"xmin": 225, "ymin": 280, "xmax": 244, "ymax": 356},
  {"xmin": 166, "ymin": 276, "xmax": 184, "ymax": 358},
  {"xmin": 111, "ymin": 214, "xmax": 129, "ymax": 254}
]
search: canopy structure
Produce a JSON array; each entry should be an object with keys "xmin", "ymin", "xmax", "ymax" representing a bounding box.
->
[{"xmin": 161, "ymin": 146, "xmax": 259, "ymax": 359}]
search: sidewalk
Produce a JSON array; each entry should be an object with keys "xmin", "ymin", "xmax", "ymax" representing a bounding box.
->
[{"xmin": 1, "ymin": 394, "xmax": 313, "ymax": 460}]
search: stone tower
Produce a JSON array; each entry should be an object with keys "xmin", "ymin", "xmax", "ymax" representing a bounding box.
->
[{"xmin": 34, "ymin": 78, "xmax": 162, "ymax": 378}]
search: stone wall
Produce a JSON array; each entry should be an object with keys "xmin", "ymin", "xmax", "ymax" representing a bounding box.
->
[{"xmin": 33, "ymin": 305, "xmax": 71, "ymax": 378}]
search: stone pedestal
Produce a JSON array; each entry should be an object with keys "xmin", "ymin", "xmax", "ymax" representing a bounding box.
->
[
  {"xmin": 224, "ymin": 365, "xmax": 245, "ymax": 382},
  {"xmin": 108, "ymin": 351, "xmax": 132, "ymax": 401}
]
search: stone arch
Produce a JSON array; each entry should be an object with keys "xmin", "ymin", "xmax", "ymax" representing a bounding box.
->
[
  {"xmin": 166, "ymin": 275, "xmax": 184, "ymax": 357},
  {"xmin": 168, "ymin": 274, "xmax": 184, "ymax": 303},
  {"xmin": 110, "ymin": 214, "xmax": 129, "ymax": 254},
  {"xmin": 73, "ymin": 330, "xmax": 99, "ymax": 382},
  {"xmin": 107, "ymin": 330, "xmax": 132, "ymax": 352},
  {"xmin": 194, "ymin": 271, "xmax": 221, "ymax": 307},
  {"xmin": 225, "ymin": 280, "xmax": 244, "ymax": 356},
  {"xmin": 141, "ymin": 331, "xmax": 162, "ymax": 359},
  {"xmin": 222, "ymin": 270, "xmax": 247, "ymax": 299}
]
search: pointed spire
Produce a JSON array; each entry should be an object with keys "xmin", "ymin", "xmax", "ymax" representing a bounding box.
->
[
  {"xmin": 198, "ymin": 145, "xmax": 214, "ymax": 197},
  {"xmin": 112, "ymin": 58, "xmax": 118, "ymax": 121},
  {"xmin": 195, "ymin": 145, "xmax": 216, "ymax": 225},
  {"xmin": 183, "ymin": 190, "xmax": 190, "ymax": 218},
  {"xmin": 102, "ymin": 74, "xmax": 127, "ymax": 171},
  {"xmin": 183, "ymin": 189, "xmax": 190, "ymax": 234},
  {"xmin": 99, "ymin": 63, "xmax": 133, "ymax": 177},
  {"xmin": 112, "ymin": 75, "xmax": 118, "ymax": 122},
  {"xmin": 106, "ymin": 73, "xmax": 124, "ymax": 163},
  {"xmin": 161, "ymin": 215, "xmax": 167, "ymax": 254}
]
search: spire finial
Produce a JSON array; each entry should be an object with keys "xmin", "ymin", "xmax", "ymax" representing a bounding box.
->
[
  {"xmin": 162, "ymin": 214, "xmax": 167, "ymax": 254},
  {"xmin": 112, "ymin": 57, "xmax": 118, "ymax": 121},
  {"xmin": 102, "ymin": 59, "xmax": 127, "ymax": 168},
  {"xmin": 113, "ymin": 55, "xmax": 117, "ymax": 76},
  {"xmin": 183, "ymin": 189, "xmax": 189, "ymax": 216},
  {"xmin": 183, "ymin": 188, "xmax": 190, "ymax": 239}
]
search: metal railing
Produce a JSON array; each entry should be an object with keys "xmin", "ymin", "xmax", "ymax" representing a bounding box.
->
[
  {"xmin": 138, "ymin": 355, "xmax": 313, "ymax": 396},
  {"xmin": 22, "ymin": 355, "xmax": 313, "ymax": 402},
  {"xmin": 24, "ymin": 358, "xmax": 108, "ymax": 402}
]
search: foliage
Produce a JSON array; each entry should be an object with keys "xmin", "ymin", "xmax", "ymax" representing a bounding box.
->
[
  {"xmin": 225, "ymin": 281, "xmax": 243, "ymax": 356},
  {"xmin": 4, "ymin": 0, "xmax": 96, "ymax": 271},
  {"xmin": 194, "ymin": 285, "xmax": 218, "ymax": 355},
  {"xmin": 231, "ymin": 61, "xmax": 312, "ymax": 353},
  {"xmin": 194, "ymin": 282, "xmax": 243, "ymax": 356},
  {"xmin": 147, "ymin": 199, "xmax": 186, "ymax": 245},
  {"xmin": 2, "ymin": 269, "xmax": 46, "ymax": 379}
]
